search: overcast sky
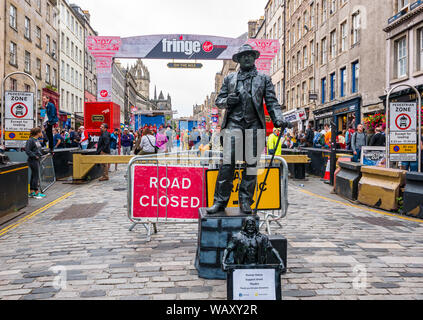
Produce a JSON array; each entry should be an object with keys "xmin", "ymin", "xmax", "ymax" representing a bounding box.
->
[{"xmin": 71, "ymin": 0, "xmax": 268, "ymax": 117}]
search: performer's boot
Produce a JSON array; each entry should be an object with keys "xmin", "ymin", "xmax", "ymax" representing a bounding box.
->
[
  {"xmin": 240, "ymin": 202, "xmax": 253, "ymax": 214},
  {"xmin": 206, "ymin": 164, "xmax": 234, "ymax": 215},
  {"xmin": 206, "ymin": 203, "xmax": 226, "ymax": 215}
]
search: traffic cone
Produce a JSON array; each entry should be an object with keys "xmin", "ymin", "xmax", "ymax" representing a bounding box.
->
[{"xmin": 323, "ymin": 157, "xmax": 331, "ymax": 182}]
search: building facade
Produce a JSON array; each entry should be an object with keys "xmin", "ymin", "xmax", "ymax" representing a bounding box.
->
[
  {"xmin": 112, "ymin": 60, "xmax": 126, "ymax": 124},
  {"xmin": 312, "ymin": 0, "xmax": 393, "ymax": 132},
  {"xmin": 58, "ymin": 0, "xmax": 85, "ymax": 128},
  {"xmin": 4, "ymin": 0, "xmax": 60, "ymax": 126},
  {"xmin": 381, "ymin": 0, "xmax": 423, "ymax": 109},
  {"xmin": 265, "ymin": 0, "xmax": 285, "ymax": 108},
  {"xmin": 70, "ymin": 6, "xmax": 98, "ymax": 106}
]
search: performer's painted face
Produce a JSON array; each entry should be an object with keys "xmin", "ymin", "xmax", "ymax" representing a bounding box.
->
[{"xmin": 239, "ymin": 52, "xmax": 256, "ymax": 71}]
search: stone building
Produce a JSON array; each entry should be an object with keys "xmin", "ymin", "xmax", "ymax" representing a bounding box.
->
[
  {"xmin": 381, "ymin": 0, "xmax": 423, "ymax": 109},
  {"xmin": 284, "ymin": 0, "xmax": 317, "ymax": 131},
  {"xmin": 151, "ymin": 88, "xmax": 172, "ymax": 111},
  {"xmin": 70, "ymin": 5, "xmax": 98, "ymax": 105},
  {"xmin": 58, "ymin": 0, "xmax": 85, "ymax": 128},
  {"xmin": 3, "ymin": 0, "xmax": 60, "ymax": 126},
  {"xmin": 112, "ymin": 59, "xmax": 126, "ymax": 124},
  {"xmin": 0, "ymin": 0, "xmax": 5, "ymax": 84},
  {"xmin": 265, "ymin": 0, "xmax": 285, "ymax": 108}
]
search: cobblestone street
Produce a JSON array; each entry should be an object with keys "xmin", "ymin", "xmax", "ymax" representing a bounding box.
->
[{"xmin": 1, "ymin": 170, "xmax": 423, "ymax": 300}]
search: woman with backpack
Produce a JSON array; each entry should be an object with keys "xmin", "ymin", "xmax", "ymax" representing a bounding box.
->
[
  {"xmin": 138, "ymin": 127, "xmax": 157, "ymax": 155},
  {"xmin": 25, "ymin": 128, "xmax": 46, "ymax": 199}
]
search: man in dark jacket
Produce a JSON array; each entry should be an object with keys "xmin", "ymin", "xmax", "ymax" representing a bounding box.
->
[
  {"xmin": 369, "ymin": 124, "xmax": 386, "ymax": 147},
  {"xmin": 206, "ymin": 44, "xmax": 290, "ymax": 215},
  {"xmin": 305, "ymin": 123, "xmax": 314, "ymax": 147},
  {"xmin": 97, "ymin": 123, "xmax": 111, "ymax": 181},
  {"xmin": 42, "ymin": 96, "xmax": 58, "ymax": 152}
]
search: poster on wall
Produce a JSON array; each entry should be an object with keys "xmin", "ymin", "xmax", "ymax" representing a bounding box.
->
[{"xmin": 361, "ymin": 146, "xmax": 387, "ymax": 167}]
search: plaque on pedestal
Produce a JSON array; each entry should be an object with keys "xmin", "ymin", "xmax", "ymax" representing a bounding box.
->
[
  {"xmin": 195, "ymin": 208, "xmax": 260, "ymax": 280},
  {"xmin": 227, "ymin": 265, "xmax": 282, "ymax": 300}
]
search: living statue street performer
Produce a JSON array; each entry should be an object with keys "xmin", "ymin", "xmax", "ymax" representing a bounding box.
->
[
  {"xmin": 206, "ymin": 44, "xmax": 291, "ymax": 215},
  {"xmin": 222, "ymin": 216, "xmax": 285, "ymax": 271}
]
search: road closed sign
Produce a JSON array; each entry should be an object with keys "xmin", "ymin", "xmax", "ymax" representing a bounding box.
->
[
  {"xmin": 130, "ymin": 165, "xmax": 206, "ymax": 222},
  {"xmin": 389, "ymin": 102, "xmax": 417, "ymax": 162}
]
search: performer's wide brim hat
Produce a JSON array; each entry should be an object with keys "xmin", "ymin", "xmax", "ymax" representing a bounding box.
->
[{"xmin": 232, "ymin": 44, "xmax": 261, "ymax": 63}]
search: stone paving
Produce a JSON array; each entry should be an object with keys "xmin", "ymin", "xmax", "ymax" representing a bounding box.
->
[{"xmin": 0, "ymin": 170, "xmax": 423, "ymax": 300}]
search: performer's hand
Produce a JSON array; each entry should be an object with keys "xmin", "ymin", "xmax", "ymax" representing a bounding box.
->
[
  {"xmin": 227, "ymin": 93, "xmax": 240, "ymax": 106},
  {"xmin": 222, "ymin": 262, "xmax": 228, "ymax": 271}
]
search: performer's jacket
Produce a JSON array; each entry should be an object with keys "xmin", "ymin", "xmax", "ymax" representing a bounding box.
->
[{"xmin": 215, "ymin": 67, "xmax": 284, "ymax": 130}]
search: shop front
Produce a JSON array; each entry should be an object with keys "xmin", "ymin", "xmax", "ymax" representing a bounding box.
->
[
  {"xmin": 313, "ymin": 106, "xmax": 334, "ymax": 131},
  {"xmin": 333, "ymin": 97, "xmax": 361, "ymax": 133},
  {"xmin": 283, "ymin": 108, "xmax": 308, "ymax": 132}
]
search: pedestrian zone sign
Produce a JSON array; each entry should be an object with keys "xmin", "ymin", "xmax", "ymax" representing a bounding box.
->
[
  {"xmin": 4, "ymin": 91, "xmax": 34, "ymax": 148},
  {"xmin": 206, "ymin": 168, "xmax": 281, "ymax": 210},
  {"xmin": 389, "ymin": 102, "xmax": 417, "ymax": 162}
]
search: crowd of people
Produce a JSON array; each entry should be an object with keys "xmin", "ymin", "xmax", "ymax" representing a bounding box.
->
[{"xmin": 267, "ymin": 122, "xmax": 388, "ymax": 162}]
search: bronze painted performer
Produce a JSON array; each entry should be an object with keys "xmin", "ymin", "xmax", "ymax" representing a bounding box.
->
[
  {"xmin": 206, "ymin": 44, "xmax": 290, "ymax": 215},
  {"xmin": 222, "ymin": 216, "xmax": 285, "ymax": 271}
]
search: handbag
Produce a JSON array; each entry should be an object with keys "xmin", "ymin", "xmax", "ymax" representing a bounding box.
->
[{"xmin": 146, "ymin": 136, "xmax": 159, "ymax": 154}]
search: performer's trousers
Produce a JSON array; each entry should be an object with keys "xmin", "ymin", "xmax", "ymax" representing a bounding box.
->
[{"xmin": 212, "ymin": 120, "xmax": 265, "ymax": 208}]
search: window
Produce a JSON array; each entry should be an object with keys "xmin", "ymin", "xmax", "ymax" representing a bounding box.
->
[
  {"xmin": 310, "ymin": 40, "xmax": 314, "ymax": 65},
  {"xmin": 341, "ymin": 22, "xmax": 347, "ymax": 52},
  {"xmin": 46, "ymin": 3, "xmax": 51, "ymax": 22},
  {"xmin": 330, "ymin": 30, "xmax": 337, "ymax": 58},
  {"xmin": 321, "ymin": 78, "xmax": 326, "ymax": 103},
  {"xmin": 66, "ymin": 38, "xmax": 70, "ymax": 55},
  {"xmin": 52, "ymin": 69, "xmax": 57, "ymax": 87},
  {"xmin": 322, "ymin": 0, "xmax": 327, "ymax": 23},
  {"xmin": 71, "ymin": 67, "xmax": 74, "ymax": 85},
  {"xmin": 310, "ymin": 3, "xmax": 315, "ymax": 27},
  {"xmin": 352, "ymin": 12, "xmax": 361, "ymax": 45},
  {"xmin": 352, "ymin": 61, "xmax": 359, "ymax": 93},
  {"xmin": 397, "ymin": 0, "xmax": 409, "ymax": 11},
  {"xmin": 297, "ymin": 51, "xmax": 301, "ymax": 71},
  {"xmin": 297, "ymin": 18, "xmax": 301, "ymax": 40},
  {"xmin": 36, "ymin": 58, "xmax": 41, "ymax": 79},
  {"xmin": 396, "ymin": 37, "xmax": 407, "ymax": 77},
  {"xmin": 25, "ymin": 84, "xmax": 31, "ymax": 92},
  {"xmin": 287, "ymin": 60, "xmax": 290, "ymax": 78},
  {"xmin": 302, "ymin": 81, "xmax": 307, "ymax": 105},
  {"xmin": 295, "ymin": 85, "xmax": 300, "ymax": 107},
  {"xmin": 36, "ymin": 27, "xmax": 41, "ymax": 48},
  {"xmin": 330, "ymin": 73, "xmax": 336, "ymax": 101},
  {"xmin": 419, "ymin": 28, "xmax": 423, "ymax": 71},
  {"xmin": 36, "ymin": 0, "xmax": 41, "ymax": 12},
  {"xmin": 25, "ymin": 51, "xmax": 31, "ymax": 73},
  {"xmin": 61, "ymin": 60, "xmax": 65, "ymax": 79},
  {"xmin": 10, "ymin": 78, "xmax": 17, "ymax": 91},
  {"xmin": 278, "ymin": 17, "xmax": 282, "ymax": 38},
  {"xmin": 330, "ymin": 0, "xmax": 336, "ymax": 14},
  {"xmin": 287, "ymin": 91, "xmax": 290, "ymax": 109},
  {"xmin": 304, "ymin": 11, "xmax": 308, "ymax": 33},
  {"xmin": 321, "ymin": 37, "xmax": 327, "ymax": 64},
  {"xmin": 25, "ymin": 17, "xmax": 31, "ymax": 40},
  {"xmin": 46, "ymin": 35, "xmax": 51, "ymax": 54},
  {"xmin": 293, "ymin": 24, "xmax": 296, "ymax": 43},
  {"xmin": 10, "ymin": 5, "xmax": 17, "ymax": 29},
  {"xmin": 66, "ymin": 64, "xmax": 70, "ymax": 82},
  {"xmin": 46, "ymin": 64, "xmax": 51, "ymax": 84},
  {"xmin": 10, "ymin": 42, "xmax": 17, "ymax": 66},
  {"xmin": 340, "ymin": 68, "xmax": 347, "ymax": 97},
  {"xmin": 303, "ymin": 46, "xmax": 308, "ymax": 68},
  {"xmin": 52, "ymin": 41, "xmax": 57, "ymax": 58}
]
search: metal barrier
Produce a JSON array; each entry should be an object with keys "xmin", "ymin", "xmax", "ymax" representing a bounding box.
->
[
  {"xmin": 39, "ymin": 154, "xmax": 56, "ymax": 193},
  {"xmin": 127, "ymin": 151, "xmax": 289, "ymax": 241}
]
